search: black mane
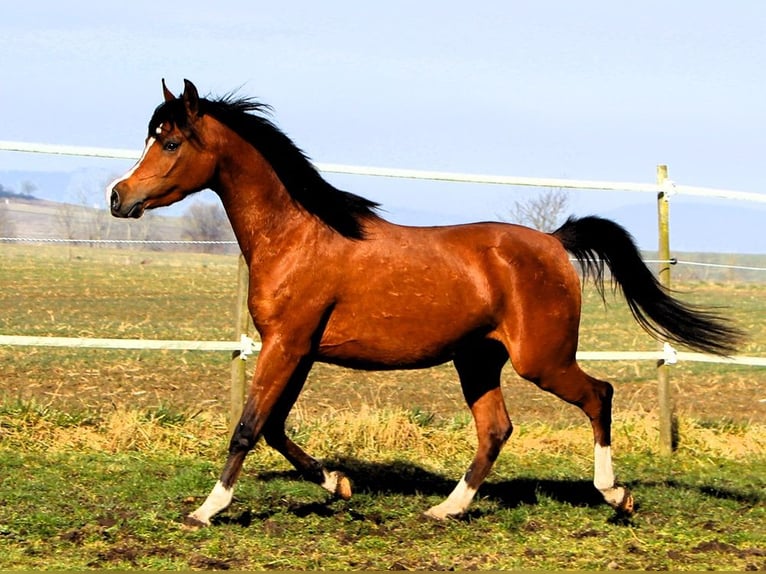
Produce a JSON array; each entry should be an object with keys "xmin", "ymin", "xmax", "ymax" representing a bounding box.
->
[{"xmin": 149, "ymin": 94, "xmax": 380, "ymax": 239}]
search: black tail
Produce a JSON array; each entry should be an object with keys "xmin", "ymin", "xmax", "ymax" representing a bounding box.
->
[{"xmin": 552, "ymin": 215, "xmax": 745, "ymax": 356}]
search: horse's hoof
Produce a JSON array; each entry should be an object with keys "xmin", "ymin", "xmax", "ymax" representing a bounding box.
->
[
  {"xmin": 601, "ymin": 485, "xmax": 635, "ymax": 516},
  {"xmin": 182, "ymin": 514, "xmax": 210, "ymax": 530},
  {"xmin": 322, "ymin": 470, "xmax": 352, "ymax": 500},
  {"xmin": 336, "ymin": 473, "xmax": 353, "ymax": 501},
  {"xmin": 617, "ymin": 489, "xmax": 635, "ymax": 515},
  {"xmin": 423, "ymin": 507, "xmax": 446, "ymax": 521},
  {"xmin": 423, "ymin": 505, "xmax": 462, "ymax": 521}
]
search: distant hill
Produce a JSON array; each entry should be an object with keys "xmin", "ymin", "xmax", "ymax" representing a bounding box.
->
[
  {"xmin": 0, "ymin": 184, "xmax": 38, "ymax": 202},
  {"xmin": 0, "ymin": 167, "xmax": 238, "ymax": 253},
  {"xmin": 1, "ymin": 195, "xmax": 180, "ymax": 241},
  {"xmin": 0, "ymin": 169, "xmax": 100, "ymax": 205},
  {"xmin": 0, "ymin": 167, "xmax": 217, "ymax": 216}
]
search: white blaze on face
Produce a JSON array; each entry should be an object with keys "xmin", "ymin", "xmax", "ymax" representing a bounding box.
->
[{"xmin": 104, "ymin": 128, "xmax": 161, "ymax": 205}]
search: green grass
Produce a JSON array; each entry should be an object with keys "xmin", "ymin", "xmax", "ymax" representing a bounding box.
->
[
  {"xmin": 0, "ymin": 406, "xmax": 764, "ymax": 570},
  {"xmin": 0, "ymin": 244, "xmax": 238, "ymax": 340}
]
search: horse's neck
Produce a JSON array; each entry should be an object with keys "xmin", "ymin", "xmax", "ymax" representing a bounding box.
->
[{"xmin": 213, "ymin": 144, "xmax": 319, "ymax": 267}]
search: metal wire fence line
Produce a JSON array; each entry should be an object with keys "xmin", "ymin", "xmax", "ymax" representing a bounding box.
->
[{"xmin": 2, "ymin": 237, "xmax": 765, "ymax": 274}]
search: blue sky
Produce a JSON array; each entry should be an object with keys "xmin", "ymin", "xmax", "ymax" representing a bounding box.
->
[{"xmin": 1, "ymin": 1, "xmax": 765, "ymax": 252}]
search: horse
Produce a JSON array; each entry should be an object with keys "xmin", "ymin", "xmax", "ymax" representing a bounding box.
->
[{"xmin": 109, "ymin": 79, "xmax": 742, "ymax": 527}]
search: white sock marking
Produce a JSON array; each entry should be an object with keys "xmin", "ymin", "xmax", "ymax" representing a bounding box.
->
[
  {"xmin": 593, "ymin": 443, "xmax": 628, "ymax": 508},
  {"xmin": 320, "ymin": 469, "xmax": 338, "ymax": 494},
  {"xmin": 593, "ymin": 444, "xmax": 615, "ymax": 491},
  {"xmin": 188, "ymin": 480, "xmax": 234, "ymax": 525},
  {"xmin": 425, "ymin": 476, "xmax": 477, "ymax": 519}
]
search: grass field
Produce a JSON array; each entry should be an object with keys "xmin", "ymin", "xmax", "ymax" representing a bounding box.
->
[
  {"xmin": 0, "ymin": 404, "xmax": 764, "ymax": 570},
  {"xmin": 0, "ymin": 243, "xmax": 765, "ymax": 570}
]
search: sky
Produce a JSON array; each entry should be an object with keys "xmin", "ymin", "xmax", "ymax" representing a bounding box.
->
[{"xmin": 1, "ymin": 1, "xmax": 765, "ymax": 253}]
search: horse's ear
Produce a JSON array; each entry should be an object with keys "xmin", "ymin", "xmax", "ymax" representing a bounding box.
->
[
  {"xmin": 162, "ymin": 78, "xmax": 175, "ymax": 102},
  {"xmin": 182, "ymin": 79, "xmax": 200, "ymax": 118}
]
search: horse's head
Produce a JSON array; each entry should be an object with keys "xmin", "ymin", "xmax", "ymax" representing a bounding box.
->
[{"xmin": 109, "ymin": 79, "xmax": 216, "ymax": 218}]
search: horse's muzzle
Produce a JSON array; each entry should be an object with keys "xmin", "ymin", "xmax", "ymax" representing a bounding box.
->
[{"xmin": 110, "ymin": 189, "xmax": 144, "ymax": 218}]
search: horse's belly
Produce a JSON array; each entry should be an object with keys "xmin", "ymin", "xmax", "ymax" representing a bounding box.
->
[{"xmin": 317, "ymin": 307, "xmax": 487, "ymax": 370}]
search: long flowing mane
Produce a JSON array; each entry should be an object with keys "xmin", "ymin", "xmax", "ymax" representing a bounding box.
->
[{"xmin": 148, "ymin": 94, "xmax": 380, "ymax": 239}]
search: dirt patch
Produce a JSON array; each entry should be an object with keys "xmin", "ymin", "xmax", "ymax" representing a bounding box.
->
[
  {"xmin": 2, "ymin": 351, "xmax": 764, "ymax": 425},
  {"xmin": 188, "ymin": 554, "xmax": 243, "ymax": 570},
  {"xmin": 693, "ymin": 540, "xmax": 766, "ymax": 557}
]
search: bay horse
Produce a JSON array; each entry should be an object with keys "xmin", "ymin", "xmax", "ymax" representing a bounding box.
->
[{"xmin": 109, "ymin": 79, "xmax": 742, "ymax": 527}]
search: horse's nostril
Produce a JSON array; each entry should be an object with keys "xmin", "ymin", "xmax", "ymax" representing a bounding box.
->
[{"xmin": 110, "ymin": 189, "xmax": 120, "ymax": 211}]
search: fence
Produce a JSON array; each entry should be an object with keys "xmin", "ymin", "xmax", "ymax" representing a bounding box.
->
[{"xmin": 1, "ymin": 140, "xmax": 765, "ymax": 448}]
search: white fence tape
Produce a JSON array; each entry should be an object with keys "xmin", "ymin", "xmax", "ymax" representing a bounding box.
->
[
  {"xmin": 577, "ymin": 350, "xmax": 766, "ymax": 367},
  {"xmin": 0, "ymin": 334, "xmax": 261, "ymax": 359},
  {"xmin": 2, "ymin": 140, "xmax": 766, "ymax": 203},
  {"xmin": 0, "ymin": 237, "xmax": 239, "ymax": 245},
  {"xmin": 0, "ymin": 334, "xmax": 763, "ymax": 366},
  {"xmin": 0, "ymin": 140, "xmax": 140, "ymax": 161}
]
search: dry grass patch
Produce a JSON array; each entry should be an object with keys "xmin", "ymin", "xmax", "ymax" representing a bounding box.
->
[{"xmin": 3, "ymin": 403, "xmax": 763, "ymax": 466}]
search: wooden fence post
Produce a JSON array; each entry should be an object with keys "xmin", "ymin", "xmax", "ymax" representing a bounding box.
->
[
  {"xmin": 656, "ymin": 164, "xmax": 676, "ymax": 454},
  {"xmin": 229, "ymin": 253, "xmax": 250, "ymax": 435}
]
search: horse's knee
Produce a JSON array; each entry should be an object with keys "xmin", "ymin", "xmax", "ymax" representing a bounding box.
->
[
  {"xmin": 229, "ymin": 418, "xmax": 258, "ymax": 454},
  {"xmin": 536, "ymin": 367, "xmax": 613, "ymax": 415},
  {"xmin": 581, "ymin": 378, "xmax": 613, "ymax": 425}
]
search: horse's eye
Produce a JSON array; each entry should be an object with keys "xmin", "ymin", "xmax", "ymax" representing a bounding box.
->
[{"xmin": 163, "ymin": 141, "xmax": 180, "ymax": 152}]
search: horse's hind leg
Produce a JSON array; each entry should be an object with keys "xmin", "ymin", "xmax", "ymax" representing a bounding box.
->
[
  {"xmin": 533, "ymin": 362, "xmax": 634, "ymax": 514},
  {"xmin": 425, "ymin": 341, "xmax": 512, "ymax": 520}
]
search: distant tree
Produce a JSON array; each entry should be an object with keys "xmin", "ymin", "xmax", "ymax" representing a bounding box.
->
[
  {"xmin": 182, "ymin": 201, "xmax": 234, "ymax": 253},
  {"xmin": 54, "ymin": 202, "xmax": 84, "ymax": 260},
  {"xmin": 56, "ymin": 202, "xmax": 80, "ymax": 240},
  {"xmin": 507, "ymin": 187, "xmax": 570, "ymax": 232},
  {"xmin": 0, "ymin": 181, "xmax": 36, "ymax": 200},
  {"xmin": 20, "ymin": 181, "xmax": 37, "ymax": 199}
]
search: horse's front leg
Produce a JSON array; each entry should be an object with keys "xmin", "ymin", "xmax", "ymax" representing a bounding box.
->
[
  {"xmin": 262, "ymin": 422, "xmax": 352, "ymax": 500},
  {"xmin": 185, "ymin": 341, "xmax": 311, "ymax": 527},
  {"xmin": 260, "ymin": 358, "xmax": 352, "ymax": 500}
]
